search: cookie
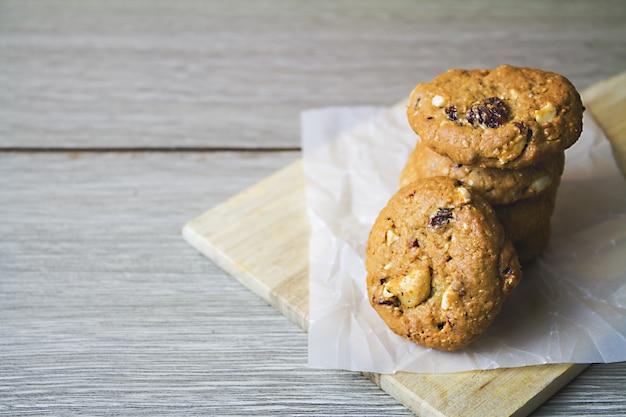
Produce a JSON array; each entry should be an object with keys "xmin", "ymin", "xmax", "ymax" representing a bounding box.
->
[
  {"xmin": 400, "ymin": 139, "xmax": 565, "ymax": 205},
  {"xmin": 493, "ymin": 180, "xmax": 559, "ymax": 242},
  {"xmin": 513, "ymin": 224, "xmax": 552, "ymax": 266},
  {"xmin": 365, "ymin": 177, "xmax": 522, "ymax": 351},
  {"xmin": 407, "ymin": 65, "xmax": 583, "ymax": 168}
]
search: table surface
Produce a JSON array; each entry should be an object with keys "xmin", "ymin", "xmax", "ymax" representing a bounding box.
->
[{"xmin": 1, "ymin": 1, "xmax": 625, "ymax": 416}]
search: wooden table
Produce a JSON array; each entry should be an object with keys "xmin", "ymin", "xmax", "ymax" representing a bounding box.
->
[{"xmin": 1, "ymin": 1, "xmax": 625, "ymax": 416}]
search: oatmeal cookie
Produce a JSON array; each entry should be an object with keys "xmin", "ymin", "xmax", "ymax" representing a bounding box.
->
[
  {"xmin": 493, "ymin": 180, "xmax": 559, "ymax": 242},
  {"xmin": 407, "ymin": 65, "xmax": 583, "ymax": 168},
  {"xmin": 400, "ymin": 140, "xmax": 565, "ymax": 205},
  {"xmin": 513, "ymin": 224, "xmax": 552, "ymax": 266},
  {"xmin": 365, "ymin": 177, "xmax": 522, "ymax": 351}
]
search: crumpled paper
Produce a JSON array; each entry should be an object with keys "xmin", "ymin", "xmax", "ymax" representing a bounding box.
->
[{"xmin": 302, "ymin": 102, "xmax": 626, "ymax": 374}]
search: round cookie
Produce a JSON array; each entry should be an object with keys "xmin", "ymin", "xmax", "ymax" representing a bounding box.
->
[
  {"xmin": 365, "ymin": 177, "xmax": 522, "ymax": 351},
  {"xmin": 493, "ymin": 180, "xmax": 559, "ymax": 242},
  {"xmin": 407, "ymin": 65, "xmax": 584, "ymax": 169},
  {"xmin": 400, "ymin": 140, "xmax": 565, "ymax": 205},
  {"xmin": 513, "ymin": 224, "xmax": 552, "ymax": 266}
]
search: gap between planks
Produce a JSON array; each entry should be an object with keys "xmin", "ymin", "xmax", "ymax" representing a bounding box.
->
[{"xmin": 0, "ymin": 146, "xmax": 302, "ymax": 154}]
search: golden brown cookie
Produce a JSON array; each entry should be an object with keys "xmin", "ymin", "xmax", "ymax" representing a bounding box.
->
[
  {"xmin": 400, "ymin": 140, "xmax": 565, "ymax": 205},
  {"xmin": 513, "ymin": 224, "xmax": 552, "ymax": 266},
  {"xmin": 407, "ymin": 65, "xmax": 583, "ymax": 168},
  {"xmin": 493, "ymin": 180, "xmax": 559, "ymax": 242},
  {"xmin": 365, "ymin": 177, "xmax": 522, "ymax": 351}
]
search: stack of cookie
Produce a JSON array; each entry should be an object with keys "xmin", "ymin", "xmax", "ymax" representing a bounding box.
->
[
  {"xmin": 401, "ymin": 65, "xmax": 584, "ymax": 265},
  {"xmin": 364, "ymin": 65, "xmax": 583, "ymax": 351}
]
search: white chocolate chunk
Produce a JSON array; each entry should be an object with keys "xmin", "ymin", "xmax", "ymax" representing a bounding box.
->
[
  {"xmin": 385, "ymin": 229, "xmax": 399, "ymax": 246},
  {"xmin": 441, "ymin": 287, "xmax": 456, "ymax": 311},
  {"xmin": 456, "ymin": 185, "xmax": 472, "ymax": 204},
  {"xmin": 530, "ymin": 175, "xmax": 552, "ymax": 193},
  {"xmin": 498, "ymin": 136, "xmax": 527, "ymax": 164},
  {"xmin": 535, "ymin": 102, "xmax": 556, "ymax": 124},
  {"xmin": 431, "ymin": 95, "xmax": 446, "ymax": 108},
  {"xmin": 383, "ymin": 268, "xmax": 431, "ymax": 308},
  {"xmin": 382, "ymin": 287, "xmax": 394, "ymax": 298}
]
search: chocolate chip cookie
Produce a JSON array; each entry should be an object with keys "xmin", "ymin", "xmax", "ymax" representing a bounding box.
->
[
  {"xmin": 365, "ymin": 177, "xmax": 522, "ymax": 351},
  {"xmin": 407, "ymin": 65, "xmax": 583, "ymax": 168}
]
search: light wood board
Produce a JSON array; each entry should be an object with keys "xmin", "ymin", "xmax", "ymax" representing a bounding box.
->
[{"xmin": 183, "ymin": 72, "xmax": 626, "ymax": 417}]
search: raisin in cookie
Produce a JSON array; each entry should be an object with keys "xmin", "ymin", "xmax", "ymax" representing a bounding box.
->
[
  {"xmin": 365, "ymin": 177, "xmax": 522, "ymax": 351},
  {"xmin": 400, "ymin": 140, "xmax": 565, "ymax": 205},
  {"xmin": 407, "ymin": 65, "xmax": 583, "ymax": 168}
]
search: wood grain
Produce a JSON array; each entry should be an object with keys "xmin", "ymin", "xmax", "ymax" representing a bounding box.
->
[
  {"xmin": 581, "ymin": 72, "xmax": 626, "ymax": 177},
  {"xmin": 1, "ymin": 0, "xmax": 624, "ymax": 149},
  {"xmin": 183, "ymin": 75, "xmax": 626, "ymax": 417},
  {"xmin": 0, "ymin": 151, "xmax": 411, "ymax": 417},
  {"xmin": 183, "ymin": 159, "xmax": 310, "ymax": 330},
  {"xmin": 1, "ymin": 152, "xmax": 625, "ymax": 416},
  {"xmin": 1, "ymin": 1, "xmax": 625, "ymax": 415}
]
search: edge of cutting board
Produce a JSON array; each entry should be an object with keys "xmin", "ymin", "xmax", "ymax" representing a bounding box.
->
[{"xmin": 182, "ymin": 71, "xmax": 626, "ymax": 417}]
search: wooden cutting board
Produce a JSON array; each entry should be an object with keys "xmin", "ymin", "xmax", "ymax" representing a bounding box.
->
[{"xmin": 183, "ymin": 72, "xmax": 626, "ymax": 417}]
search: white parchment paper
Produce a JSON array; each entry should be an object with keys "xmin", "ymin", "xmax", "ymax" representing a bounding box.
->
[{"xmin": 303, "ymin": 102, "xmax": 626, "ymax": 374}]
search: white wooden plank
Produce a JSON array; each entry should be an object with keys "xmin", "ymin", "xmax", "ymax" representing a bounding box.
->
[
  {"xmin": 0, "ymin": 151, "xmax": 624, "ymax": 416},
  {"xmin": 1, "ymin": 0, "xmax": 625, "ymax": 148},
  {"xmin": 0, "ymin": 151, "xmax": 412, "ymax": 416}
]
